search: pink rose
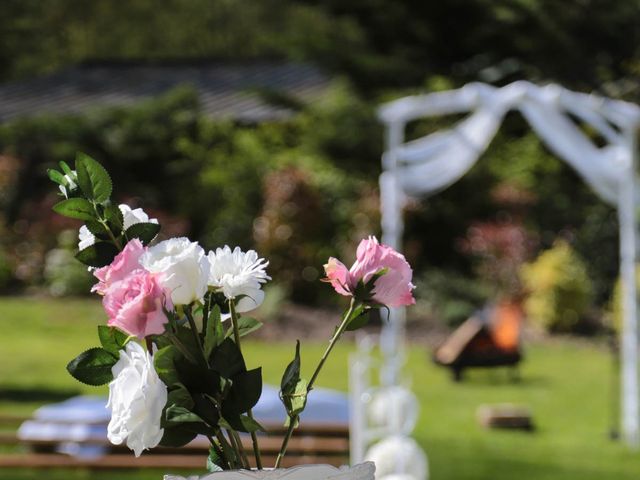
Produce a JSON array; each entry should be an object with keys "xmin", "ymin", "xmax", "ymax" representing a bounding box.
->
[
  {"xmin": 93, "ymin": 239, "xmax": 146, "ymax": 295},
  {"xmin": 102, "ymin": 269, "xmax": 171, "ymax": 339},
  {"xmin": 324, "ymin": 236, "xmax": 415, "ymax": 307}
]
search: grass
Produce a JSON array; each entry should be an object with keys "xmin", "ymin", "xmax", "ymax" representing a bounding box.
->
[{"xmin": 1, "ymin": 296, "xmax": 639, "ymax": 479}]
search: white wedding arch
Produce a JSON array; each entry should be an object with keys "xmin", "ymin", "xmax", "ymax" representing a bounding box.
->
[{"xmin": 370, "ymin": 81, "xmax": 640, "ymax": 451}]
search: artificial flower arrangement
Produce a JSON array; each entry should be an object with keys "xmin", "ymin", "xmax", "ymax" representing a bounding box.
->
[{"xmin": 47, "ymin": 153, "xmax": 415, "ymax": 472}]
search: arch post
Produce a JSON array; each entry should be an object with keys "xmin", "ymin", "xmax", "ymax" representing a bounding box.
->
[
  {"xmin": 619, "ymin": 126, "xmax": 640, "ymax": 447},
  {"xmin": 380, "ymin": 119, "xmax": 406, "ymax": 386}
]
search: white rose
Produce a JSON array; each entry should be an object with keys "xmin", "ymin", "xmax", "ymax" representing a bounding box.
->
[
  {"xmin": 140, "ymin": 237, "xmax": 210, "ymax": 305},
  {"xmin": 76, "ymin": 204, "xmax": 158, "ymax": 250},
  {"xmin": 207, "ymin": 246, "xmax": 270, "ymax": 313},
  {"xmin": 120, "ymin": 204, "xmax": 159, "ymax": 230},
  {"xmin": 107, "ymin": 342, "xmax": 167, "ymax": 457}
]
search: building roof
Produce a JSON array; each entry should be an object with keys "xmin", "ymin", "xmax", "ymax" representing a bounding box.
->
[{"xmin": 0, "ymin": 60, "xmax": 331, "ymax": 123}]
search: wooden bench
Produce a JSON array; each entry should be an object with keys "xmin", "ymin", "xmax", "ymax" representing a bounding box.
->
[{"xmin": 0, "ymin": 416, "xmax": 349, "ymax": 470}]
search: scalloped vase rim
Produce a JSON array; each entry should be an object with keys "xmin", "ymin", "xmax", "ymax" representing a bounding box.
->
[{"xmin": 163, "ymin": 462, "xmax": 376, "ymax": 480}]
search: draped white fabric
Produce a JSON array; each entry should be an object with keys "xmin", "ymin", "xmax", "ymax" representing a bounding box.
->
[{"xmin": 378, "ymin": 81, "xmax": 640, "ymax": 206}]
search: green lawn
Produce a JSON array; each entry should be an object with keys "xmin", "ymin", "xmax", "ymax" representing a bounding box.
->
[{"xmin": 1, "ymin": 296, "xmax": 639, "ymax": 479}]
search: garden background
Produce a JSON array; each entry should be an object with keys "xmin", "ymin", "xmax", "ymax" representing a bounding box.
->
[{"xmin": 2, "ymin": 1, "xmax": 640, "ymax": 478}]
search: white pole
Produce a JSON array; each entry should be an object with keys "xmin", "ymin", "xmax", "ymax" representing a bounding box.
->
[
  {"xmin": 349, "ymin": 350, "xmax": 367, "ymax": 465},
  {"xmin": 380, "ymin": 120, "xmax": 406, "ymax": 387},
  {"xmin": 619, "ymin": 126, "xmax": 639, "ymax": 447}
]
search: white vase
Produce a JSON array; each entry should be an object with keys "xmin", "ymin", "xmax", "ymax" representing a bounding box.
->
[{"xmin": 164, "ymin": 462, "xmax": 375, "ymax": 480}]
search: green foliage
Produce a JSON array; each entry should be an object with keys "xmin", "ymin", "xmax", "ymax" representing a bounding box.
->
[
  {"xmin": 124, "ymin": 222, "xmax": 160, "ymax": 245},
  {"xmin": 47, "ymin": 153, "xmax": 164, "ymax": 268},
  {"xmin": 66, "ymin": 347, "xmax": 118, "ymax": 386},
  {"xmin": 43, "ymin": 230, "xmax": 94, "ymax": 297},
  {"xmin": 52, "ymin": 198, "xmax": 95, "ymax": 221},
  {"xmin": 225, "ymin": 317, "xmax": 263, "ymax": 339},
  {"xmin": 607, "ymin": 265, "xmax": 640, "ymax": 334},
  {"xmin": 521, "ymin": 240, "xmax": 593, "ymax": 333},
  {"xmin": 280, "ymin": 340, "xmax": 307, "ymax": 422},
  {"xmin": 203, "ymin": 305, "xmax": 224, "ymax": 358},
  {"xmin": 0, "ymin": 245, "xmax": 13, "ymax": 291},
  {"xmin": 75, "ymin": 152, "xmax": 112, "ymax": 203},
  {"xmin": 75, "ymin": 242, "xmax": 120, "ymax": 268},
  {"xmin": 415, "ymin": 268, "xmax": 491, "ymax": 328},
  {"xmin": 97, "ymin": 325, "xmax": 130, "ymax": 356},
  {"xmin": 298, "ymin": 81, "xmax": 382, "ymax": 179}
]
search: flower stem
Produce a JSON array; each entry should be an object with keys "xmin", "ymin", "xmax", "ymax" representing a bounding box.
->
[
  {"xmin": 229, "ymin": 299, "xmax": 263, "ymax": 470},
  {"xmin": 91, "ymin": 201, "xmax": 122, "ymax": 251},
  {"xmin": 202, "ymin": 292, "xmax": 212, "ymax": 337},
  {"xmin": 274, "ymin": 297, "xmax": 357, "ymax": 468},
  {"xmin": 228, "ymin": 429, "xmax": 250, "ymax": 469},
  {"xmin": 215, "ymin": 429, "xmax": 238, "ymax": 469},
  {"xmin": 308, "ymin": 297, "xmax": 356, "ymax": 391},
  {"xmin": 207, "ymin": 435, "xmax": 229, "ymax": 470},
  {"xmin": 184, "ymin": 307, "xmax": 208, "ymax": 365}
]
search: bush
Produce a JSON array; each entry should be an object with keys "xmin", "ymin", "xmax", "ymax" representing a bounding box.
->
[
  {"xmin": 414, "ymin": 268, "xmax": 491, "ymax": 328},
  {"xmin": 43, "ymin": 230, "xmax": 93, "ymax": 296},
  {"xmin": 520, "ymin": 240, "xmax": 593, "ymax": 333},
  {"xmin": 607, "ymin": 265, "xmax": 640, "ymax": 334}
]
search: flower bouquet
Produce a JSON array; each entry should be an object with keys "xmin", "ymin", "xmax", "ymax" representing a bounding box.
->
[{"xmin": 47, "ymin": 153, "xmax": 415, "ymax": 476}]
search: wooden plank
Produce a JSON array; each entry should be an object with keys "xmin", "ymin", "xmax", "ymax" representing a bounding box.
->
[
  {"xmin": 0, "ymin": 433, "xmax": 18, "ymax": 445},
  {"xmin": 0, "ymin": 453, "xmax": 348, "ymax": 469},
  {"xmin": 20, "ymin": 435, "xmax": 349, "ymax": 455},
  {"xmin": 0, "ymin": 415, "xmax": 29, "ymax": 427}
]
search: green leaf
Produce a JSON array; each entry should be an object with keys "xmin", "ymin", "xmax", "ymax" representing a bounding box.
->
[
  {"xmin": 223, "ymin": 368, "xmax": 262, "ymax": 416},
  {"xmin": 159, "ymin": 425, "xmax": 197, "ymax": 448},
  {"xmin": 166, "ymin": 405, "xmax": 206, "ymax": 424},
  {"xmin": 225, "ymin": 317, "xmax": 263, "ymax": 339},
  {"xmin": 59, "ymin": 161, "xmax": 73, "ymax": 176},
  {"xmin": 75, "ymin": 152, "xmax": 112, "ymax": 203},
  {"xmin": 345, "ymin": 304, "xmax": 370, "ymax": 331},
  {"xmin": 75, "ymin": 242, "xmax": 119, "ymax": 268},
  {"xmin": 48, "ymin": 169, "xmax": 65, "ymax": 185},
  {"xmin": 125, "ymin": 222, "xmax": 161, "ymax": 245},
  {"xmin": 222, "ymin": 414, "xmax": 266, "ymax": 433},
  {"xmin": 279, "ymin": 342, "xmax": 308, "ymax": 418},
  {"xmin": 84, "ymin": 220, "xmax": 111, "ymax": 241},
  {"xmin": 204, "ymin": 305, "xmax": 224, "ymax": 358},
  {"xmin": 210, "ymin": 338, "xmax": 246, "ymax": 378},
  {"xmin": 280, "ymin": 340, "xmax": 301, "ymax": 394},
  {"xmin": 167, "ymin": 384, "xmax": 195, "ymax": 410},
  {"xmin": 207, "ymin": 447, "xmax": 224, "ymax": 473},
  {"xmin": 103, "ymin": 203, "xmax": 124, "ymax": 232},
  {"xmin": 289, "ymin": 378, "xmax": 308, "ymax": 416},
  {"xmin": 284, "ymin": 415, "xmax": 300, "ymax": 429},
  {"xmin": 66, "ymin": 347, "xmax": 117, "ymax": 386},
  {"xmin": 154, "ymin": 345, "xmax": 181, "ymax": 387},
  {"xmin": 97, "ymin": 326, "xmax": 129, "ymax": 355},
  {"xmin": 192, "ymin": 393, "xmax": 221, "ymax": 426},
  {"xmin": 52, "ymin": 198, "xmax": 95, "ymax": 221},
  {"xmin": 174, "ymin": 355, "xmax": 221, "ymax": 396}
]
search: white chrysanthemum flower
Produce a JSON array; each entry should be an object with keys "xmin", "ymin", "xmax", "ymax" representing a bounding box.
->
[
  {"xmin": 207, "ymin": 246, "xmax": 270, "ymax": 313},
  {"xmin": 76, "ymin": 204, "xmax": 158, "ymax": 251}
]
